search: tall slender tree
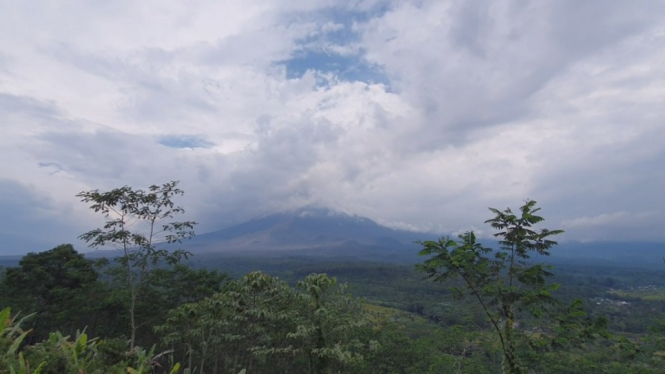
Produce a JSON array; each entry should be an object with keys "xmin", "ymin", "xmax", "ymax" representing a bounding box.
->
[
  {"xmin": 77, "ymin": 181, "xmax": 196, "ymax": 350},
  {"xmin": 417, "ymin": 200, "xmax": 566, "ymax": 373},
  {"xmin": 293, "ymin": 273, "xmax": 367, "ymax": 374}
]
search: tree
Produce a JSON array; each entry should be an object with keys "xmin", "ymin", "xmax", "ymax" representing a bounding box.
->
[
  {"xmin": 417, "ymin": 200, "xmax": 589, "ymax": 373},
  {"xmin": 77, "ymin": 181, "xmax": 196, "ymax": 350},
  {"xmin": 148, "ymin": 264, "xmax": 230, "ymax": 309},
  {"xmin": 0, "ymin": 244, "xmax": 103, "ymax": 342},
  {"xmin": 155, "ymin": 272, "xmax": 370, "ymax": 374},
  {"xmin": 156, "ymin": 271, "xmax": 300, "ymax": 373},
  {"xmin": 292, "ymin": 273, "xmax": 367, "ymax": 374}
]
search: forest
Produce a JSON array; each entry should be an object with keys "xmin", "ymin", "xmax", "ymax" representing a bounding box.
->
[{"xmin": 1, "ymin": 182, "xmax": 664, "ymax": 373}]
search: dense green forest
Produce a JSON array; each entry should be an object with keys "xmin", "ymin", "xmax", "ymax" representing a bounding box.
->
[{"xmin": 1, "ymin": 183, "xmax": 664, "ymax": 373}]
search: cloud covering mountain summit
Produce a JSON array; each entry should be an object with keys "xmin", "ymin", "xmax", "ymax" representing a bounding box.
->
[{"xmin": 1, "ymin": 0, "xmax": 664, "ymax": 254}]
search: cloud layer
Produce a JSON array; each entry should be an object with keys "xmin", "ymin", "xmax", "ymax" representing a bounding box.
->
[{"xmin": 1, "ymin": 0, "xmax": 664, "ymax": 254}]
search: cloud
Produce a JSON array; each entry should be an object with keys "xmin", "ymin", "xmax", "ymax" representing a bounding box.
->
[
  {"xmin": 0, "ymin": 180, "xmax": 80, "ymax": 255},
  {"xmin": 0, "ymin": 0, "xmax": 664, "ymax": 252},
  {"xmin": 562, "ymin": 211, "xmax": 665, "ymax": 242}
]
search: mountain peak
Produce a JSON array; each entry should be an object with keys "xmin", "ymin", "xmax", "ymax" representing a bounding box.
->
[
  {"xmin": 290, "ymin": 206, "xmax": 374, "ymax": 224},
  {"xmin": 189, "ymin": 206, "xmax": 423, "ymax": 254}
]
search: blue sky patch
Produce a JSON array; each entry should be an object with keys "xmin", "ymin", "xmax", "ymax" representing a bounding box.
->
[
  {"xmin": 282, "ymin": 51, "xmax": 389, "ymax": 86},
  {"xmin": 277, "ymin": 4, "xmax": 392, "ymax": 86},
  {"xmin": 157, "ymin": 135, "xmax": 215, "ymax": 149}
]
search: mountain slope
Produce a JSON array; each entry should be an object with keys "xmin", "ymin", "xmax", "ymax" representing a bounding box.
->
[
  {"xmin": 185, "ymin": 207, "xmax": 427, "ymax": 256},
  {"xmin": 177, "ymin": 207, "xmax": 665, "ymax": 267}
]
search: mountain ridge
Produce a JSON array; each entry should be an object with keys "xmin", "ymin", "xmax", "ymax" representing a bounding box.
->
[
  {"xmin": 182, "ymin": 207, "xmax": 665, "ymax": 267},
  {"xmin": 185, "ymin": 207, "xmax": 426, "ymax": 254}
]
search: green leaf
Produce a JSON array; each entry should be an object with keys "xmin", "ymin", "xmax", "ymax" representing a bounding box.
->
[
  {"xmin": 169, "ymin": 362, "xmax": 181, "ymax": 374},
  {"xmin": 0, "ymin": 307, "xmax": 10, "ymax": 328},
  {"xmin": 8, "ymin": 330, "xmax": 29, "ymax": 356}
]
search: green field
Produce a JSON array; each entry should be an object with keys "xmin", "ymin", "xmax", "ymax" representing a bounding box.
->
[{"xmin": 609, "ymin": 287, "xmax": 665, "ymax": 300}]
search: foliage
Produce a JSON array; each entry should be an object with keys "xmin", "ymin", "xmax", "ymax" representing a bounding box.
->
[
  {"xmin": 290, "ymin": 273, "xmax": 367, "ymax": 373},
  {"xmin": 0, "ymin": 307, "xmax": 180, "ymax": 374},
  {"xmin": 0, "ymin": 245, "xmax": 102, "ymax": 343},
  {"xmin": 100, "ymin": 263, "xmax": 230, "ymax": 348},
  {"xmin": 156, "ymin": 271, "xmax": 297, "ymax": 373},
  {"xmin": 362, "ymin": 323, "xmax": 496, "ymax": 374},
  {"xmin": 77, "ymin": 181, "xmax": 197, "ymax": 349},
  {"xmin": 1, "ymin": 307, "xmax": 36, "ymax": 373},
  {"xmin": 6, "ymin": 186, "xmax": 665, "ymax": 372},
  {"xmin": 3, "ymin": 245, "xmax": 665, "ymax": 372},
  {"xmin": 416, "ymin": 200, "xmax": 606, "ymax": 373},
  {"xmin": 156, "ymin": 272, "xmax": 369, "ymax": 374}
]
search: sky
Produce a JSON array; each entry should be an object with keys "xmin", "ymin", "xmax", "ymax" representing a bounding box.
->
[{"xmin": 1, "ymin": 0, "xmax": 664, "ymax": 254}]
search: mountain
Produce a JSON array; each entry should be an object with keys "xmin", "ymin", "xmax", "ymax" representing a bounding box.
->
[
  {"xmin": 547, "ymin": 241, "xmax": 665, "ymax": 268},
  {"xmin": 183, "ymin": 207, "xmax": 430, "ymax": 260},
  {"xmin": 0, "ymin": 207, "xmax": 662, "ymax": 267},
  {"xmin": 64, "ymin": 206, "xmax": 664, "ymax": 267}
]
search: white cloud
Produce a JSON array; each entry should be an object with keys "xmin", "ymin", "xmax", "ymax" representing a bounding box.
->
[
  {"xmin": 0, "ymin": 0, "xmax": 664, "ymax": 254},
  {"xmin": 562, "ymin": 211, "xmax": 665, "ymax": 242}
]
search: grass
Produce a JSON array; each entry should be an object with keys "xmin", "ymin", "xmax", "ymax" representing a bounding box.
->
[
  {"xmin": 364, "ymin": 303, "xmax": 427, "ymax": 323},
  {"xmin": 363, "ymin": 303, "xmax": 436, "ymax": 337},
  {"xmin": 608, "ymin": 288, "xmax": 665, "ymax": 301}
]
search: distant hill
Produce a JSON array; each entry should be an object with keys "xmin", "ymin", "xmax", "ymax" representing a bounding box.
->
[{"xmin": 547, "ymin": 241, "xmax": 665, "ymax": 268}]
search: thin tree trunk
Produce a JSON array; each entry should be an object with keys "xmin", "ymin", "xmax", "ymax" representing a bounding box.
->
[
  {"xmin": 188, "ymin": 343, "xmax": 193, "ymax": 373},
  {"xmin": 200, "ymin": 338, "xmax": 206, "ymax": 374},
  {"xmin": 130, "ymin": 292, "xmax": 137, "ymax": 350},
  {"xmin": 502, "ymin": 307, "xmax": 522, "ymax": 374}
]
